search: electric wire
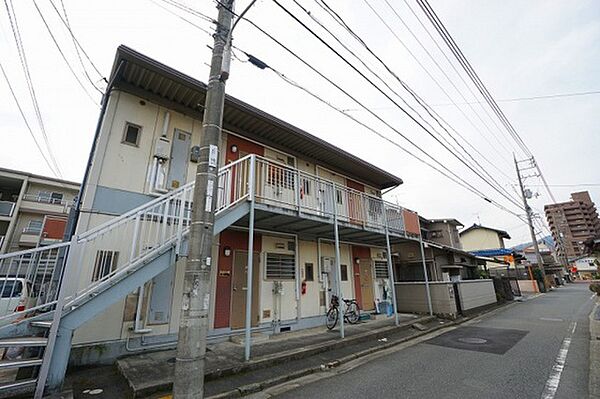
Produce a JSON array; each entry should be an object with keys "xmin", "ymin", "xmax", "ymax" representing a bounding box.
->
[
  {"xmin": 46, "ymin": 0, "xmax": 106, "ymax": 83},
  {"xmin": 0, "ymin": 60, "xmax": 60, "ymax": 177},
  {"xmin": 199, "ymin": 0, "xmax": 525, "ymax": 218},
  {"xmin": 272, "ymin": 0, "xmax": 525, "ymax": 211},
  {"xmin": 165, "ymin": 0, "xmax": 528, "ymax": 219},
  {"xmin": 417, "ymin": 0, "xmax": 532, "ymax": 157},
  {"xmin": 59, "ymin": 0, "xmax": 103, "ymax": 93},
  {"xmin": 33, "ymin": 0, "xmax": 101, "ymax": 106},
  {"xmin": 304, "ymin": 0, "xmax": 522, "ymax": 207},
  {"xmin": 3, "ymin": 0, "xmax": 63, "ymax": 177}
]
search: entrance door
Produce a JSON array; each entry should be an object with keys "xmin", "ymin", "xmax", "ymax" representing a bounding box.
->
[
  {"xmin": 230, "ymin": 251, "xmax": 260, "ymax": 330},
  {"xmin": 359, "ymin": 259, "xmax": 375, "ymax": 310},
  {"xmin": 167, "ymin": 129, "xmax": 191, "ymax": 190}
]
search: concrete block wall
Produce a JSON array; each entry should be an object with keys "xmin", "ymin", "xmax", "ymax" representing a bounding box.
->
[{"xmin": 456, "ymin": 279, "xmax": 496, "ymax": 311}]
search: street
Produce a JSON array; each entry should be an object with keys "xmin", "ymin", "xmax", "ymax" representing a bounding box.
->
[{"xmin": 277, "ymin": 283, "xmax": 595, "ymax": 399}]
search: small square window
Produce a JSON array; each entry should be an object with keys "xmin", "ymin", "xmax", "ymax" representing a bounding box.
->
[{"xmin": 122, "ymin": 123, "xmax": 141, "ymax": 146}]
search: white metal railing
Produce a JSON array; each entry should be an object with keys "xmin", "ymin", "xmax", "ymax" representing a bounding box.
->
[
  {"xmin": 0, "ymin": 200, "xmax": 15, "ymax": 217},
  {"xmin": 0, "ymin": 153, "xmax": 417, "ymax": 325},
  {"xmin": 252, "ymin": 155, "xmax": 415, "ymax": 235},
  {"xmin": 22, "ymin": 194, "xmax": 66, "ymax": 206}
]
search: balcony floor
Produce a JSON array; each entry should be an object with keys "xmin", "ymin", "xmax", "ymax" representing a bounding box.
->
[{"xmin": 229, "ymin": 202, "xmax": 416, "ymax": 247}]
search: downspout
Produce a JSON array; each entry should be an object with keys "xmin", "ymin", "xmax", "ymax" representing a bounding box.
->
[{"xmin": 65, "ymin": 60, "xmax": 126, "ymax": 239}]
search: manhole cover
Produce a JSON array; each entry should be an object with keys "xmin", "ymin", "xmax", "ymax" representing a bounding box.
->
[{"xmin": 457, "ymin": 337, "xmax": 488, "ymax": 344}]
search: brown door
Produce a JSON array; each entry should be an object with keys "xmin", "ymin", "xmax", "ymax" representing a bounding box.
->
[
  {"xmin": 359, "ymin": 259, "xmax": 375, "ymax": 310},
  {"xmin": 230, "ymin": 251, "xmax": 260, "ymax": 329}
]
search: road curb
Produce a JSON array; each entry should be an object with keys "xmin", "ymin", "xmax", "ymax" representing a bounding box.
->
[{"xmin": 207, "ymin": 301, "xmax": 515, "ymax": 399}]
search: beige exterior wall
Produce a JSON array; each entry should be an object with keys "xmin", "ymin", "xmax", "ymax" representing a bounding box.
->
[
  {"xmin": 69, "ymin": 89, "xmax": 392, "ymax": 347},
  {"xmin": 460, "ymin": 229, "xmax": 503, "ymax": 251}
]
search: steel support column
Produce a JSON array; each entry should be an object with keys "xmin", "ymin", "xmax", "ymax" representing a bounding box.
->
[
  {"xmin": 244, "ymin": 155, "xmax": 256, "ymax": 361},
  {"xmin": 384, "ymin": 230, "xmax": 399, "ymax": 326},
  {"xmin": 418, "ymin": 234, "xmax": 433, "ymax": 316},
  {"xmin": 332, "ymin": 183, "xmax": 344, "ymax": 339}
]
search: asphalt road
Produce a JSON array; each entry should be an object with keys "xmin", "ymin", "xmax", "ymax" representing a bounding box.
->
[{"xmin": 276, "ymin": 282, "xmax": 595, "ymax": 399}]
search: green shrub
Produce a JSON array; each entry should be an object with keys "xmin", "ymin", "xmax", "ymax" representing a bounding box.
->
[{"xmin": 590, "ymin": 283, "xmax": 600, "ymax": 295}]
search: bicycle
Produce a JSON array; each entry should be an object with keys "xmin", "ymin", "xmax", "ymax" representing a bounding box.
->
[{"xmin": 326, "ymin": 295, "xmax": 360, "ymax": 330}]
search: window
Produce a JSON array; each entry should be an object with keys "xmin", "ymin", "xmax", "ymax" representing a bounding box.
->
[
  {"xmin": 265, "ymin": 253, "xmax": 296, "ymax": 280},
  {"xmin": 0, "ymin": 280, "xmax": 22, "ymax": 298},
  {"xmin": 430, "ymin": 230, "xmax": 443, "ymax": 238},
  {"xmin": 92, "ymin": 250, "xmax": 119, "ymax": 282},
  {"xmin": 374, "ymin": 261, "xmax": 389, "ymax": 279},
  {"xmin": 340, "ymin": 264, "xmax": 348, "ymax": 281},
  {"xmin": 122, "ymin": 122, "xmax": 141, "ymax": 146},
  {"xmin": 304, "ymin": 263, "xmax": 314, "ymax": 281},
  {"xmin": 24, "ymin": 220, "xmax": 43, "ymax": 234}
]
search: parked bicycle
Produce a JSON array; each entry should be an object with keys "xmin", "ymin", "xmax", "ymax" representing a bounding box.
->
[{"xmin": 326, "ymin": 295, "xmax": 360, "ymax": 330}]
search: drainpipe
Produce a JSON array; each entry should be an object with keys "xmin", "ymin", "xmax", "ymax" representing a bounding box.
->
[{"xmin": 295, "ymin": 234, "xmax": 301, "ymax": 321}]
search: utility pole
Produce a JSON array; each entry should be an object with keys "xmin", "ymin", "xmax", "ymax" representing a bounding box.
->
[
  {"xmin": 173, "ymin": 1, "xmax": 234, "ymax": 398},
  {"xmin": 514, "ymin": 155, "xmax": 547, "ymax": 292}
]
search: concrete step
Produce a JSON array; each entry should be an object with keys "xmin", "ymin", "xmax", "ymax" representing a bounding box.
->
[{"xmin": 230, "ymin": 332, "xmax": 270, "ymax": 346}]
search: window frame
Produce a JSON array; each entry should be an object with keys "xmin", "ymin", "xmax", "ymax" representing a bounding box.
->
[{"xmin": 122, "ymin": 122, "xmax": 142, "ymax": 147}]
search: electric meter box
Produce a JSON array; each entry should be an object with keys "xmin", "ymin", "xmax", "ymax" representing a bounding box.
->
[{"xmin": 154, "ymin": 137, "xmax": 171, "ymax": 160}]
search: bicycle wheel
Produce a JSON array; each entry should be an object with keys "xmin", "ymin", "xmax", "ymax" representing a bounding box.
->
[
  {"xmin": 326, "ymin": 307, "xmax": 338, "ymax": 330},
  {"xmin": 346, "ymin": 302, "xmax": 360, "ymax": 324}
]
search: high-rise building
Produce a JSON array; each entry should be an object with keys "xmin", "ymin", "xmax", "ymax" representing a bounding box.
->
[{"xmin": 544, "ymin": 191, "xmax": 600, "ymax": 260}]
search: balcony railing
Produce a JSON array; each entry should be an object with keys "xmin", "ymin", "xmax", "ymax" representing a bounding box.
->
[
  {"xmin": 0, "ymin": 201, "xmax": 15, "ymax": 217},
  {"xmin": 218, "ymin": 154, "xmax": 418, "ymax": 237},
  {"xmin": 22, "ymin": 194, "xmax": 66, "ymax": 206}
]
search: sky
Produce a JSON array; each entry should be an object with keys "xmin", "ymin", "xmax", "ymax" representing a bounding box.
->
[{"xmin": 0, "ymin": 0, "xmax": 599, "ymax": 247}]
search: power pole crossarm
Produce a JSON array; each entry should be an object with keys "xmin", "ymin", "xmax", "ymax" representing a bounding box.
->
[{"xmin": 173, "ymin": 1, "xmax": 235, "ymax": 398}]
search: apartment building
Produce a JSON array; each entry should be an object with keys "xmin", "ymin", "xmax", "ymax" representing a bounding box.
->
[
  {"xmin": 0, "ymin": 167, "xmax": 79, "ymax": 254},
  {"xmin": 53, "ymin": 45, "xmax": 428, "ymax": 357},
  {"xmin": 545, "ymin": 191, "xmax": 600, "ymax": 260}
]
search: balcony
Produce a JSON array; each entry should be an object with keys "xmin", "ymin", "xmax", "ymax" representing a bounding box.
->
[
  {"xmin": 215, "ymin": 155, "xmax": 420, "ymax": 246},
  {"xmin": 0, "ymin": 201, "xmax": 15, "ymax": 218},
  {"xmin": 20, "ymin": 194, "xmax": 69, "ymax": 215}
]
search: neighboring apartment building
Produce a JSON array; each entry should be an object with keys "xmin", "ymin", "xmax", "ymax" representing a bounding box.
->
[
  {"xmin": 0, "ymin": 167, "xmax": 79, "ymax": 254},
  {"xmin": 459, "ymin": 223, "xmax": 516, "ymax": 272},
  {"xmin": 545, "ymin": 191, "xmax": 600, "ymax": 260},
  {"xmin": 63, "ymin": 46, "xmax": 423, "ymax": 357}
]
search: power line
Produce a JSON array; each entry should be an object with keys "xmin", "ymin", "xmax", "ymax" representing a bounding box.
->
[
  {"xmin": 416, "ymin": 0, "xmax": 532, "ymax": 158},
  {"xmin": 4, "ymin": 0, "xmax": 63, "ymax": 177},
  {"xmin": 46, "ymin": 0, "xmax": 106, "ymax": 83},
  {"xmin": 363, "ymin": 0, "xmax": 515, "ymax": 159},
  {"xmin": 0, "ymin": 60, "xmax": 60, "ymax": 177},
  {"xmin": 59, "ymin": 0, "xmax": 103, "ymax": 93},
  {"xmin": 273, "ymin": 0, "xmax": 525, "ymax": 211},
  {"xmin": 171, "ymin": 1, "xmax": 527, "ymax": 218},
  {"xmin": 309, "ymin": 0, "xmax": 520, "ymax": 203},
  {"xmin": 430, "ymin": 90, "xmax": 600, "ymax": 106},
  {"xmin": 33, "ymin": 0, "xmax": 100, "ymax": 106}
]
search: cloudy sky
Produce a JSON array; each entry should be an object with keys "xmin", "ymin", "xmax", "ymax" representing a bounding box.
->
[{"xmin": 1, "ymin": 0, "xmax": 599, "ymax": 246}]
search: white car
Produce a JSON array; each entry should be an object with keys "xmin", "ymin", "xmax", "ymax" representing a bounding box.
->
[{"xmin": 0, "ymin": 278, "xmax": 36, "ymax": 317}]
